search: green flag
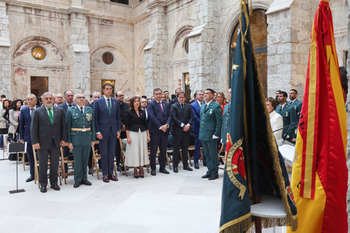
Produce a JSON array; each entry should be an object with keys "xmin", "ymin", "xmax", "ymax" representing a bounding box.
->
[{"xmin": 220, "ymin": 1, "xmax": 298, "ymax": 232}]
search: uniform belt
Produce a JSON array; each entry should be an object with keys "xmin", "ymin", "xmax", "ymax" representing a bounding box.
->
[{"xmin": 71, "ymin": 128, "xmax": 91, "ymax": 132}]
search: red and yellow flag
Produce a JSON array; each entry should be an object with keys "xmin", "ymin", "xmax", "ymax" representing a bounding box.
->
[{"xmin": 288, "ymin": 1, "xmax": 348, "ymax": 232}]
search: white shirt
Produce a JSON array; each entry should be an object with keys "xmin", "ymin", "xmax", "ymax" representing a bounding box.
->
[
  {"xmin": 197, "ymin": 100, "xmax": 203, "ymax": 107},
  {"xmin": 77, "ymin": 105, "xmax": 84, "ymax": 114},
  {"xmin": 155, "ymin": 100, "xmax": 163, "ymax": 111},
  {"xmin": 103, "ymin": 95, "xmax": 112, "ymax": 108},
  {"xmin": 279, "ymin": 102, "xmax": 286, "ymax": 111}
]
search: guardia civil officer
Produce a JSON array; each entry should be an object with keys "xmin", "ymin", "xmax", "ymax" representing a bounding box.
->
[
  {"xmin": 199, "ymin": 88, "xmax": 222, "ymax": 180},
  {"xmin": 66, "ymin": 93, "xmax": 96, "ymax": 188}
]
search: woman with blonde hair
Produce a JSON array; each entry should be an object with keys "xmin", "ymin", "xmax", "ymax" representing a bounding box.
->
[{"xmin": 216, "ymin": 92, "xmax": 227, "ymax": 115}]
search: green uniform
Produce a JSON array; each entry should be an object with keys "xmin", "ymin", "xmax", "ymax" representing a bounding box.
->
[
  {"xmin": 66, "ymin": 105, "xmax": 96, "ymax": 183},
  {"xmin": 199, "ymin": 101, "xmax": 222, "ymax": 177},
  {"xmin": 221, "ymin": 103, "xmax": 230, "ymax": 151}
]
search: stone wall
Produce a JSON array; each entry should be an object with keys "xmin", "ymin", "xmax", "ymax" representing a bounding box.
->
[
  {"xmin": 69, "ymin": 9, "xmax": 90, "ymax": 96},
  {"xmin": 266, "ymin": 0, "xmax": 316, "ymax": 99},
  {"xmin": 0, "ymin": 0, "xmax": 10, "ymax": 98}
]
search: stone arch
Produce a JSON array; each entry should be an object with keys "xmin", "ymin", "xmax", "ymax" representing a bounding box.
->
[
  {"xmin": 135, "ymin": 40, "xmax": 149, "ymax": 95},
  {"xmin": 90, "ymin": 45, "xmax": 133, "ymax": 97},
  {"xmin": 12, "ymin": 36, "xmax": 68, "ymax": 99},
  {"xmin": 168, "ymin": 24, "xmax": 194, "ymax": 60},
  {"xmin": 90, "ymin": 44, "xmax": 132, "ymax": 69},
  {"xmin": 221, "ymin": 1, "xmax": 270, "ymax": 50},
  {"xmin": 13, "ymin": 36, "xmax": 67, "ymax": 64}
]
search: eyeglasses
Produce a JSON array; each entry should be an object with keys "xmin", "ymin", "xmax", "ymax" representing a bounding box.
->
[
  {"xmin": 76, "ymin": 96, "xmax": 86, "ymax": 99},
  {"xmin": 117, "ymin": 95, "xmax": 124, "ymax": 97},
  {"xmin": 27, "ymin": 98, "xmax": 35, "ymax": 101}
]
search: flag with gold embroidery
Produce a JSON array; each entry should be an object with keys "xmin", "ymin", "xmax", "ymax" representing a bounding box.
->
[
  {"xmin": 219, "ymin": 1, "xmax": 298, "ymax": 232},
  {"xmin": 287, "ymin": 1, "xmax": 348, "ymax": 232}
]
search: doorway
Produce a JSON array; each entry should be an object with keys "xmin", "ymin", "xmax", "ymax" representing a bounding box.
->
[
  {"xmin": 31, "ymin": 77, "xmax": 48, "ymax": 98},
  {"xmin": 101, "ymin": 80, "xmax": 115, "ymax": 97},
  {"xmin": 184, "ymin": 73, "xmax": 191, "ymax": 103}
]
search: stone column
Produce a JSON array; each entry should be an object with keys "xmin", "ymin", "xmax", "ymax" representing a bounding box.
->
[
  {"xmin": 266, "ymin": 0, "xmax": 313, "ymax": 99},
  {"xmin": 143, "ymin": 0, "xmax": 168, "ymax": 97},
  {"xmin": 187, "ymin": 0, "xmax": 221, "ymax": 93},
  {"xmin": 68, "ymin": 6, "xmax": 91, "ymax": 96},
  {"xmin": 0, "ymin": 0, "xmax": 11, "ymax": 98}
]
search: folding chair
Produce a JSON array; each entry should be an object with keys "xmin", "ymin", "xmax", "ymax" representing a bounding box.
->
[
  {"xmin": 91, "ymin": 141, "xmax": 117, "ymax": 179},
  {"xmin": 32, "ymin": 146, "xmax": 62, "ymax": 188},
  {"xmin": 60, "ymin": 143, "xmax": 75, "ymax": 184}
]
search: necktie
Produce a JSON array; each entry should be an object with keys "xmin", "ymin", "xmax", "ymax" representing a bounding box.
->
[
  {"xmin": 107, "ymin": 99, "xmax": 111, "ymax": 114},
  {"xmin": 80, "ymin": 107, "xmax": 83, "ymax": 114},
  {"xmin": 181, "ymin": 104, "xmax": 185, "ymax": 113},
  {"xmin": 158, "ymin": 102, "xmax": 163, "ymax": 112},
  {"xmin": 30, "ymin": 108, "xmax": 34, "ymax": 117},
  {"xmin": 48, "ymin": 108, "xmax": 53, "ymax": 124},
  {"xmin": 279, "ymin": 106, "xmax": 282, "ymax": 113}
]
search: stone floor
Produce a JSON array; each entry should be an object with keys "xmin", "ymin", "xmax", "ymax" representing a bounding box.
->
[{"xmin": 0, "ymin": 151, "xmax": 285, "ymax": 233}]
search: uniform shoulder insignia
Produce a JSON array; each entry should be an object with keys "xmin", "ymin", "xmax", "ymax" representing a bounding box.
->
[{"xmin": 86, "ymin": 106, "xmax": 92, "ymax": 109}]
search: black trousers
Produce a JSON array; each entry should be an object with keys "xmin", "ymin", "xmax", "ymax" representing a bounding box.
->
[
  {"xmin": 38, "ymin": 139, "xmax": 60, "ymax": 187},
  {"xmin": 150, "ymin": 132, "xmax": 168, "ymax": 170},
  {"xmin": 173, "ymin": 132, "xmax": 190, "ymax": 167}
]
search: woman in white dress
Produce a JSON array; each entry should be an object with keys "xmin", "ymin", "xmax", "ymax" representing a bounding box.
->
[
  {"xmin": 266, "ymin": 97, "xmax": 283, "ymax": 141},
  {"xmin": 125, "ymin": 96, "xmax": 150, "ymax": 178}
]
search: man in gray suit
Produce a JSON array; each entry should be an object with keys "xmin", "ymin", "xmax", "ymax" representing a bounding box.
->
[{"xmin": 31, "ymin": 92, "xmax": 67, "ymax": 193}]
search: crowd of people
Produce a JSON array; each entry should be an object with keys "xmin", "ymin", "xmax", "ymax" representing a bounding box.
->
[{"xmin": 0, "ymin": 82, "xmax": 318, "ymax": 193}]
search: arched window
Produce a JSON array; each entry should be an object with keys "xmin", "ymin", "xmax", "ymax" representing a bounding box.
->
[{"xmin": 229, "ymin": 9, "xmax": 268, "ymax": 96}]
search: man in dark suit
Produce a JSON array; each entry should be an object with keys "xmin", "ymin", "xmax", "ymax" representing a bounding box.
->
[
  {"xmin": 93, "ymin": 83, "xmax": 121, "ymax": 183},
  {"xmin": 147, "ymin": 87, "xmax": 172, "ymax": 176},
  {"xmin": 190, "ymin": 90, "xmax": 205, "ymax": 169},
  {"xmin": 87, "ymin": 91, "xmax": 101, "ymax": 174},
  {"xmin": 58, "ymin": 90, "xmax": 76, "ymax": 115},
  {"xmin": 170, "ymin": 91, "xmax": 193, "ymax": 173},
  {"xmin": 31, "ymin": 92, "xmax": 67, "ymax": 193},
  {"xmin": 115, "ymin": 91, "xmax": 130, "ymax": 171},
  {"xmin": 169, "ymin": 87, "xmax": 182, "ymax": 106},
  {"xmin": 19, "ymin": 94, "xmax": 38, "ymax": 182},
  {"xmin": 276, "ymin": 91, "xmax": 298, "ymax": 142},
  {"xmin": 58, "ymin": 90, "xmax": 76, "ymax": 171}
]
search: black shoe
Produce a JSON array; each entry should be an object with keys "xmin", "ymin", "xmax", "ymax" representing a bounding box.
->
[
  {"xmin": 184, "ymin": 166, "xmax": 193, "ymax": 171},
  {"xmin": 81, "ymin": 180, "xmax": 92, "ymax": 186},
  {"xmin": 139, "ymin": 175, "xmax": 144, "ymax": 178},
  {"xmin": 40, "ymin": 186, "xmax": 47, "ymax": 193},
  {"xmin": 50, "ymin": 184, "xmax": 60, "ymax": 191},
  {"xmin": 134, "ymin": 175, "xmax": 139, "ymax": 179},
  {"xmin": 203, "ymin": 162, "xmax": 207, "ymax": 167},
  {"xmin": 74, "ymin": 182, "xmax": 80, "ymax": 188},
  {"xmin": 151, "ymin": 170, "xmax": 156, "ymax": 176},
  {"xmin": 173, "ymin": 166, "xmax": 178, "ymax": 173},
  {"xmin": 208, "ymin": 175, "xmax": 219, "ymax": 180},
  {"xmin": 88, "ymin": 168, "xmax": 92, "ymax": 175},
  {"xmin": 202, "ymin": 174, "xmax": 211, "ymax": 179},
  {"xmin": 194, "ymin": 163, "xmax": 199, "ymax": 169},
  {"xmin": 159, "ymin": 168, "xmax": 170, "ymax": 174},
  {"xmin": 117, "ymin": 165, "xmax": 122, "ymax": 172},
  {"xmin": 26, "ymin": 176, "xmax": 34, "ymax": 182}
]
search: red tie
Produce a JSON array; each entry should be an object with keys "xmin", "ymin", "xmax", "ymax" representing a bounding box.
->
[{"xmin": 158, "ymin": 102, "xmax": 163, "ymax": 112}]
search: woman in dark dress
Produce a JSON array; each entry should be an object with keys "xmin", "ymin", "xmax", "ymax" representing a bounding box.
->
[{"xmin": 125, "ymin": 96, "xmax": 150, "ymax": 178}]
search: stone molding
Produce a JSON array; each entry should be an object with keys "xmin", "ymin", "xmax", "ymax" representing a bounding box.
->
[
  {"xmin": 266, "ymin": 0, "xmax": 294, "ymax": 15},
  {"xmin": 72, "ymin": 44, "xmax": 90, "ymax": 53},
  {"xmin": 187, "ymin": 24, "xmax": 207, "ymax": 38},
  {"xmin": 143, "ymin": 40, "xmax": 157, "ymax": 51}
]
